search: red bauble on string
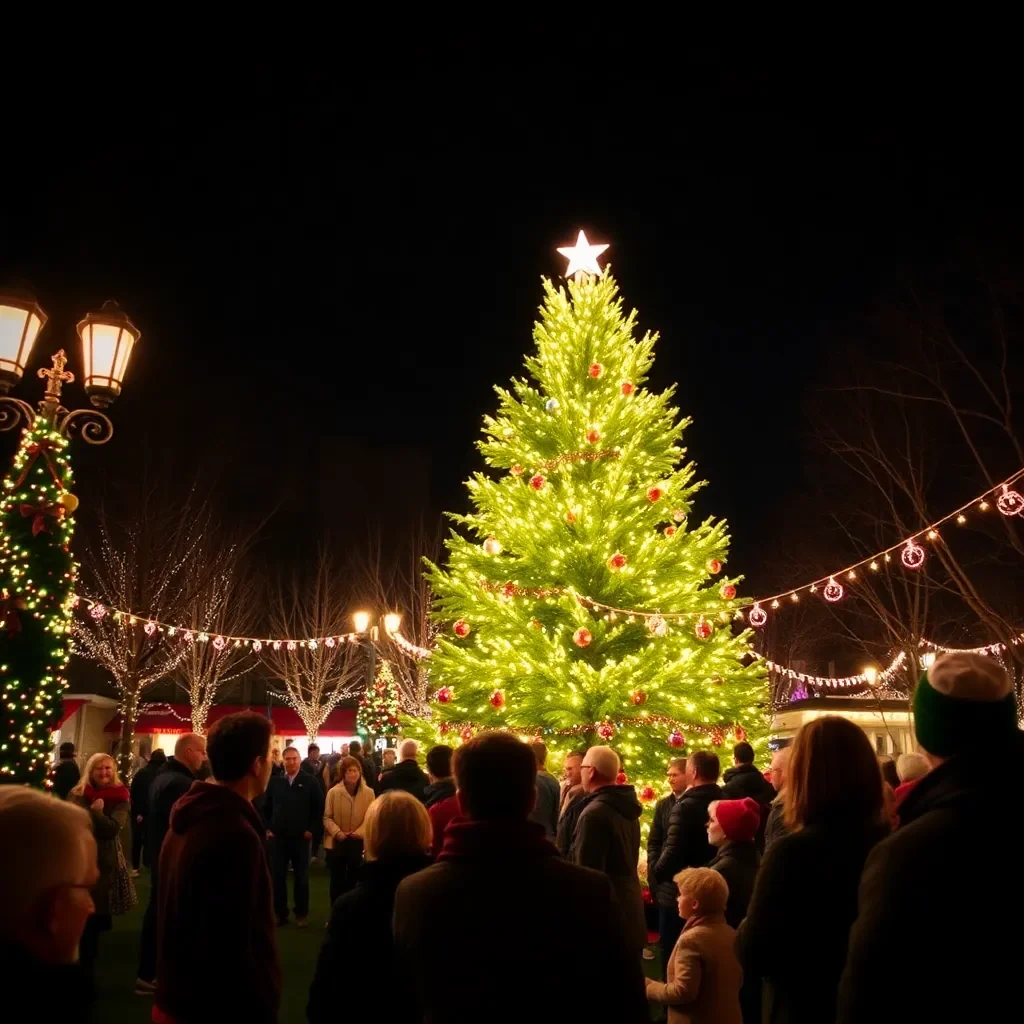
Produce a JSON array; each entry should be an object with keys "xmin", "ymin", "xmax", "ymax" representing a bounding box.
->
[
  {"xmin": 597, "ymin": 721, "xmax": 615, "ymax": 740},
  {"xmin": 615, "ymin": 770, "xmax": 627, "ymax": 785},
  {"xmin": 510, "ymin": 464, "xmax": 524, "ymax": 477},
  {"xmin": 588, "ymin": 362, "xmax": 603, "ymax": 378},
  {"xmin": 460, "ymin": 726, "xmax": 474, "ymax": 742},
  {"xmin": 489, "ymin": 690, "xmax": 505, "ymax": 709},
  {"xmin": 711, "ymin": 727, "xmax": 725, "ymax": 747},
  {"xmin": 631, "ymin": 690, "xmax": 647, "ymax": 705},
  {"xmin": 620, "ymin": 381, "xmax": 635, "ymax": 396},
  {"xmin": 664, "ymin": 525, "xmax": 676, "ymax": 538},
  {"xmin": 695, "ymin": 617, "xmax": 714, "ymax": 640},
  {"xmin": 707, "ymin": 559, "xmax": 723, "ymax": 574},
  {"xmin": 748, "ymin": 604, "xmax": 767, "ymax": 628},
  {"xmin": 668, "ymin": 729, "xmax": 685, "ymax": 749},
  {"xmin": 823, "ymin": 577, "xmax": 844, "ymax": 602},
  {"xmin": 901, "ymin": 539, "xmax": 926, "ymax": 570},
  {"xmin": 529, "ymin": 474, "xmax": 546, "ymax": 491},
  {"xmin": 647, "ymin": 486, "xmax": 663, "ymax": 502},
  {"xmin": 997, "ymin": 484, "xmax": 1024, "ymax": 516},
  {"xmin": 436, "ymin": 686, "xmax": 453, "ymax": 704},
  {"xmin": 453, "ymin": 619, "xmax": 471, "ymax": 638},
  {"xmin": 607, "ymin": 552, "xmax": 627, "ymax": 571},
  {"xmin": 585, "ymin": 427, "xmax": 601, "ymax": 444},
  {"xmin": 573, "ymin": 627, "xmax": 592, "ymax": 648},
  {"xmin": 720, "ymin": 584, "xmax": 736, "ymax": 600},
  {"xmin": 735, "ymin": 726, "xmax": 747, "ymax": 742},
  {"xmin": 640, "ymin": 785, "xmax": 656, "ymax": 801}
]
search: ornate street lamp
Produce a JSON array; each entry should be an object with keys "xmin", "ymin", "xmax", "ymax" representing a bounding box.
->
[{"xmin": 0, "ymin": 289, "xmax": 48, "ymax": 394}]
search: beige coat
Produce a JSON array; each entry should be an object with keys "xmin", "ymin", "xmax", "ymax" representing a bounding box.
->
[
  {"xmin": 646, "ymin": 912, "xmax": 743, "ymax": 1024},
  {"xmin": 323, "ymin": 780, "xmax": 375, "ymax": 849}
]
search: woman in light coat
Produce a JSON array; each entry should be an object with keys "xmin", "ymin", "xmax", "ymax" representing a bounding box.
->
[{"xmin": 323, "ymin": 755, "xmax": 375, "ymax": 904}]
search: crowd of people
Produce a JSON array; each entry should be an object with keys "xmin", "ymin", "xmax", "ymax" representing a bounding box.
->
[{"xmin": 1, "ymin": 649, "xmax": 1020, "ymax": 1022}]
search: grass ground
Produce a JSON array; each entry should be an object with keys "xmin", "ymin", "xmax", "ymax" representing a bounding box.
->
[{"xmin": 94, "ymin": 861, "xmax": 665, "ymax": 1023}]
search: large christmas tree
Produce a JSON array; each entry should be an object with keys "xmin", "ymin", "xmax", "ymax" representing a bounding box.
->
[{"xmin": 419, "ymin": 234, "xmax": 766, "ymax": 824}]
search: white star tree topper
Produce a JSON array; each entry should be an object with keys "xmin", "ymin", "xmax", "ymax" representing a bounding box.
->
[{"xmin": 557, "ymin": 229, "xmax": 609, "ymax": 277}]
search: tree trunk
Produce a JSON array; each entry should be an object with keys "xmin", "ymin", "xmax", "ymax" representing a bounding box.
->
[{"xmin": 118, "ymin": 689, "xmax": 140, "ymax": 782}]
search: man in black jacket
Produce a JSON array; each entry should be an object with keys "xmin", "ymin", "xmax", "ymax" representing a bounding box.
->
[
  {"xmin": 135, "ymin": 733, "xmax": 207, "ymax": 995},
  {"xmin": 393, "ymin": 732, "xmax": 648, "ymax": 1022},
  {"xmin": 378, "ymin": 739, "xmax": 429, "ymax": 802},
  {"xmin": 646, "ymin": 756, "xmax": 687, "ymax": 971},
  {"xmin": 129, "ymin": 749, "xmax": 166, "ymax": 872},
  {"xmin": 299, "ymin": 743, "xmax": 322, "ymax": 782},
  {"xmin": 422, "ymin": 744, "xmax": 456, "ymax": 808},
  {"xmin": 570, "ymin": 746, "xmax": 647, "ymax": 956},
  {"xmin": 262, "ymin": 746, "xmax": 323, "ymax": 927},
  {"xmin": 838, "ymin": 653, "xmax": 1024, "ymax": 1023},
  {"xmin": 721, "ymin": 740, "xmax": 776, "ymax": 852},
  {"xmin": 49, "ymin": 742, "xmax": 81, "ymax": 801},
  {"xmin": 652, "ymin": 749, "xmax": 722, "ymax": 957}
]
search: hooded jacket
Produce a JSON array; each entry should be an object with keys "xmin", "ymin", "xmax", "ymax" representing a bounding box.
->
[
  {"xmin": 722, "ymin": 763, "xmax": 775, "ymax": 851},
  {"xmin": 570, "ymin": 784, "xmax": 647, "ymax": 953},
  {"xmin": 378, "ymin": 758, "xmax": 429, "ymax": 802},
  {"xmin": 422, "ymin": 778, "xmax": 455, "ymax": 808},
  {"xmin": 156, "ymin": 781, "xmax": 280, "ymax": 1024}
]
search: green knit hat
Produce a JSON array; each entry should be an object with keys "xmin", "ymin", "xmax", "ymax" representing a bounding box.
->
[{"xmin": 914, "ymin": 653, "xmax": 1018, "ymax": 757}]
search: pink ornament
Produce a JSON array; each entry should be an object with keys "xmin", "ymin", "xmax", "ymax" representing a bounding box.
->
[
  {"xmin": 823, "ymin": 577, "xmax": 844, "ymax": 602},
  {"xmin": 597, "ymin": 721, "xmax": 615, "ymax": 740},
  {"xmin": 901, "ymin": 539, "xmax": 926, "ymax": 569},
  {"xmin": 510, "ymin": 464, "xmax": 524, "ymax": 477},
  {"xmin": 997, "ymin": 484, "xmax": 1024, "ymax": 516},
  {"xmin": 748, "ymin": 604, "xmax": 767, "ymax": 628},
  {"xmin": 483, "ymin": 535, "xmax": 502, "ymax": 555},
  {"xmin": 673, "ymin": 509, "xmax": 686, "ymax": 523},
  {"xmin": 668, "ymin": 729, "xmax": 685, "ymax": 749},
  {"xmin": 573, "ymin": 627, "xmax": 593, "ymax": 648},
  {"xmin": 640, "ymin": 785, "xmax": 656, "ymax": 801},
  {"xmin": 213, "ymin": 636, "xmax": 226, "ymax": 651},
  {"xmin": 324, "ymin": 636, "xmax": 336, "ymax": 648},
  {"xmin": 252, "ymin": 640, "xmax": 263, "ymax": 653},
  {"xmin": 144, "ymin": 621, "xmax": 157, "ymax": 636},
  {"xmin": 89, "ymin": 603, "xmax": 107, "ymax": 621},
  {"xmin": 647, "ymin": 615, "xmax": 668, "ymax": 637}
]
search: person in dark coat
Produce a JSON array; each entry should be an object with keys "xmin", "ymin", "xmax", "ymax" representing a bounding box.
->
[
  {"xmin": 422, "ymin": 744, "xmax": 456, "ymax": 808},
  {"xmin": 555, "ymin": 750, "xmax": 587, "ymax": 855},
  {"xmin": 528, "ymin": 740, "xmax": 560, "ymax": 839},
  {"xmin": 348, "ymin": 739, "xmax": 378, "ymax": 792},
  {"xmin": 49, "ymin": 741, "xmax": 81, "ymax": 801},
  {"xmin": 300, "ymin": 743, "xmax": 323, "ymax": 780},
  {"xmin": 646, "ymin": 756, "xmax": 687, "ymax": 971},
  {"xmin": 135, "ymin": 733, "xmax": 207, "ymax": 994},
  {"xmin": 308, "ymin": 790, "xmax": 431, "ymax": 1024},
  {"xmin": 155, "ymin": 712, "xmax": 280, "ymax": 1024},
  {"xmin": 838, "ymin": 653, "xmax": 1023, "ymax": 1023},
  {"xmin": 570, "ymin": 745, "xmax": 647, "ymax": 956},
  {"xmin": 763, "ymin": 746, "xmax": 791, "ymax": 852},
  {"xmin": 262, "ymin": 745, "xmax": 323, "ymax": 927},
  {"xmin": 393, "ymin": 732, "xmax": 648, "ymax": 1022},
  {"xmin": 378, "ymin": 738, "xmax": 429, "ymax": 802},
  {"xmin": 721, "ymin": 741, "xmax": 776, "ymax": 853},
  {"xmin": 129, "ymin": 749, "xmax": 166, "ymax": 872},
  {"xmin": 737, "ymin": 716, "xmax": 888, "ymax": 1024}
]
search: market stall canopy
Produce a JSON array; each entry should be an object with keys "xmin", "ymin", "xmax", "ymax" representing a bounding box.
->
[{"xmin": 104, "ymin": 703, "xmax": 357, "ymax": 736}]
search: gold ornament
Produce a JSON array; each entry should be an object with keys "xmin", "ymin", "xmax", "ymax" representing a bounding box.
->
[{"xmin": 58, "ymin": 492, "xmax": 79, "ymax": 514}]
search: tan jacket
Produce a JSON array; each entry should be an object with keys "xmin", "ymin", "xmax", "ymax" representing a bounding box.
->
[
  {"xmin": 646, "ymin": 912, "xmax": 743, "ymax": 1024},
  {"xmin": 323, "ymin": 780, "xmax": 375, "ymax": 849}
]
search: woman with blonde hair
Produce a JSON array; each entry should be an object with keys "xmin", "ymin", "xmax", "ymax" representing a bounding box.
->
[
  {"xmin": 67, "ymin": 752, "xmax": 133, "ymax": 982},
  {"xmin": 323, "ymin": 755, "xmax": 376, "ymax": 904},
  {"xmin": 307, "ymin": 790, "xmax": 431, "ymax": 1024},
  {"xmin": 737, "ymin": 716, "xmax": 888, "ymax": 1024}
]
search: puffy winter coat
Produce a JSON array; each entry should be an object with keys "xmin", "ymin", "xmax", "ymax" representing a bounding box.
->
[
  {"xmin": 653, "ymin": 782, "xmax": 722, "ymax": 887},
  {"xmin": 722, "ymin": 763, "xmax": 776, "ymax": 852},
  {"xmin": 707, "ymin": 840, "xmax": 759, "ymax": 928},
  {"xmin": 646, "ymin": 792, "xmax": 680, "ymax": 907}
]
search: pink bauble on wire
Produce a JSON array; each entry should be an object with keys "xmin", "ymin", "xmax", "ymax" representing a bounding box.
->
[
  {"xmin": 823, "ymin": 577, "xmax": 844, "ymax": 603},
  {"xmin": 901, "ymin": 539, "xmax": 926, "ymax": 570}
]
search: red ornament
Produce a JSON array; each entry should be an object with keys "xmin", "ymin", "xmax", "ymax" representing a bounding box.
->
[
  {"xmin": 631, "ymin": 690, "xmax": 647, "ymax": 705},
  {"xmin": 460, "ymin": 726, "xmax": 474, "ymax": 742},
  {"xmin": 720, "ymin": 584, "xmax": 736, "ymax": 600},
  {"xmin": 640, "ymin": 785, "xmax": 656, "ymax": 801},
  {"xmin": 597, "ymin": 721, "xmax": 615, "ymax": 740},
  {"xmin": 615, "ymin": 770, "xmax": 627, "ymax": 785},
  {"xmin": 695, "ymin": 617, "xmax": 714, "ymax": 640},
  {"xmin": 453, "ymin": 619, "xmax": 471, "ymax": 638},
  {"xmin": 585, "ymin": 427, "xmax": 601, "ymax": 444},
  {"xmin": 436, "ymin": 686, "xmax": 453, "ymax": 704},
  {"xmin": 607, "ymin": 552, "xmax": 627, "ymax": 571},
  {"xmin": 439, "ymin": 722, "xmax": 451, "ymax": 735},
  {"xmin": 529, "ymin": 618, "xmax": 543, "ymax": 630},
  {"xmin": 711, "ymin": 727, "xmax": 724, "ymax": 747},
  {"xmin": 565, "ymin": 507, "xmax": 578, "ymax": 524},
  {"xmin": 735, "ymin": 726, "xmax": 747, "ymax": 742},
  {"xmin": 489, "ymin": 689, "xmax": 505, "ymax": 708},
  {"xmin": 502, "ymin": 582, "xmax": 517, "ymax": 598},
  {"xmin": 668, "ymin": 729, "xmax": 685, "ymax": 749},
  {"xmin": 646, "ymin": 486, "xmax": 663, "ymax": 502},
  {"xmin": 707, "ymin": 559, "xmax": 723, "ymax": 574},
  {"xmin": 664, "ymin": 525, "xmax": 677, "ymax": 538},
  {"xmin": 573, "ymin": 627, "xmax": 592, "ymax": 648},
  {"xmin": 588, "ymin": 362, "xmax": 603, "ymax": 378},
  {"xmin": 510, "ymin": 464, "xmax": 524, "ymax": 477},
  {"xmin": 620, "ymin": 381, "xmax": 635, "ymax": 396},
  {"xmin": 529, "ymin": 474, "xmax": 546, "ymax": 491}
]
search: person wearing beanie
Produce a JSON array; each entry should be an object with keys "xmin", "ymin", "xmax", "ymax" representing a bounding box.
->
[{"xmin": 838, "ymin": 653, "xmax": 1024, "ymax": 1023}]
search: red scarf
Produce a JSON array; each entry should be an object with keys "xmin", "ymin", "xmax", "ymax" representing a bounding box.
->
[{"xmin": 83, "ymin": 782, "xmax": 130, "ymax": 805}]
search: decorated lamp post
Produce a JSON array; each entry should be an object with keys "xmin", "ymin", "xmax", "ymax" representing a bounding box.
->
[
  {"xmin": 353, "ymin": 611, "xmax": 402, "ymax": 749},
  {"xmin": 0, "ymin": 291, "xmax": 139, "ymax": 785}
]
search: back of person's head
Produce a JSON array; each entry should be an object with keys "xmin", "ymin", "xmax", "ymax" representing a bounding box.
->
[
  {"xmin": 363, "ymin": 790, "xmax": 432, "ymax": 861},
  {"xmin": 207, "ymin": 711, "xmax": 273, "ymax": 783},
  {"xmin": 150, "ymin": 749, "xmax": 167, "ymax": 767},
  {"xmin": 896, "ymin": 752, "xmax": 929, "ymax": 783},
  {"xmin": 398, "ymin": 738, "xmax": 418, "ymax": 762},
  {"xmin": 347, "ymin": 739, "xmax": 360, "ymax": 755},
  {"xmin": 673, "ymin": 867, "xmax": 729, "ymax": 916},
  {"xmin": 174, "ymin": 732, "xmax": 205, "ymax": 759},
  {"xmin": 426, "ymin": 744, "xmax": 453, "ymax": 779},
  {"xmin": 878, "ymin": 755, "xmax": 900, "ymax": 789},
  {"xmin": 58, "ymin": 742, "xmax": 75, "ymax": 759},
  {"xmin": 733, "ymin": 741, "xmax": 754, "ymax": 765},
  {"xmin": 690, "ymin": 749, "xmax": 721, "ymax": 782},
  {"xmin": 0, "ymin": 789, "xmax": 97, "ymax": 961},
  {"xmin": 453, "ymin": 731, "xmax": 537, "ymax": 820},
  {"xmin": 530, "ymin": 740, "xmax": 548, "ymax": 768},
  {"xmin": 581, "ymin": 745, "xmax": 620, "ymax": 784},
  {"xmin": 914, "ymin": 652, "xmax": 1016, "ymax": 759},
  {"xmin": 785, "ymin": 716, "xmax": 885, "ymax": 831}
]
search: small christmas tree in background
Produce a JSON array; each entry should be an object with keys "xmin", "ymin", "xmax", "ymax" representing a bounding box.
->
[
  {"xmin": 0, "ymin": 414, "xmax": 77, "ymax": 786},
  {"xmin": 415, "ymin": 233, "xmax": 766, "ymax": 831},
  {"xmin": 357, "ymin": 660, "xmax": 402, "ymax": 743}
]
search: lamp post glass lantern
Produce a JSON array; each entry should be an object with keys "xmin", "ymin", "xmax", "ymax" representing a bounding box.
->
[
  {"xmin": 0, "ymin": 291, "xmax": 48, "ymax": 393},
  {"xmin": 77, "ymin": 300, "xmax": 141, "ymax": 408}
]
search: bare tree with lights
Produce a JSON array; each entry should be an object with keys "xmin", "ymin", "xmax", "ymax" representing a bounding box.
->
[{"xmin": 264, "ymin": 549, "xmax": 364, "ymax": 742}]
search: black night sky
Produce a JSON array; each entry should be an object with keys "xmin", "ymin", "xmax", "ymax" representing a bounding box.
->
[{"xmin": 2, "ymin": 37, "xmax": 1022, "ymax": 666}]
